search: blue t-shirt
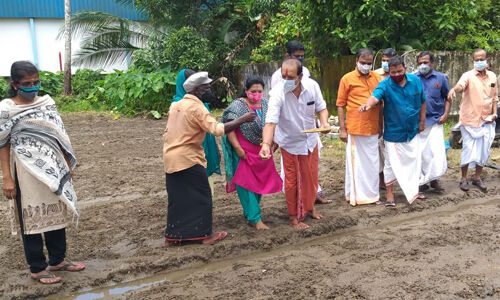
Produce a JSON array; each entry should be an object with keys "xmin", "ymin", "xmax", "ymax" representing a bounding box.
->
[
  {"xmin": 372, "ymin": 73, "xmax": 426, "ymax": 142},
  {"xmin": 416, "ymin": 70, "xmax": 450, "ymax": 126}
]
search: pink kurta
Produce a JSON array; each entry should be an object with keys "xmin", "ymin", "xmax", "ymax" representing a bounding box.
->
[{"xmin": 231, "ymin": 130, "xmax": 282, "ymax": 194}]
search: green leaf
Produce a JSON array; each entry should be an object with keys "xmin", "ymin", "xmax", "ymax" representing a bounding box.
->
[{"xmin": 150, "ymin": 110, "xmax": 162, "ymax": 119}]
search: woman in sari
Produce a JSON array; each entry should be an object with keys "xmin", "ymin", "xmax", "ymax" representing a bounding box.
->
[
  {"xmin": 172, "ymin": 69, "xmax": 221, "ymax": 194},
  {"xmin": 163, "ymin": 71, "xmax": 255, "ymax": 246},
  {"xmin": 0, "ymin": 61, "xmax": 84, "ymax": 284},
  {"xmin": 222, "ymin": 76, "xmax": 282, "ymax": 230}
]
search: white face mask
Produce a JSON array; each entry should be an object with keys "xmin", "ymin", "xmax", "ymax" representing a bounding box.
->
[
  {"xmin": 357, "ymin": 62, "xmax": 372, "ymax": 74},
  {"xmin": 283, "ymin": 79, "xmax": 297, "ymax": 93},
  {"xmin": 474, "ymin": 60, "xmax": 487, "ymax": 71},
  {"xmin": 418, "ymin": 63, "xmax": 431, "ymax": 75}
]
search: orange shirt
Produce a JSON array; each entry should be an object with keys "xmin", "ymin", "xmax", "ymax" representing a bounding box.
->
[
  {"xmin": 336, "ymin": 69, "xmax": 382, "ymax": 135},
  {"xmin": 457, "ymin": 69, "xmax": 499, "ymax": 127},
  {"xmin": 163, "ymin": 94, "xmax": 225, "ymax": 173}
]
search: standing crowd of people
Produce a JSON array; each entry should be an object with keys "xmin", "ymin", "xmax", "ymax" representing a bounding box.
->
[{"xmin": 1, "ymin": 41, "xmax": 497, "ymax": 284}]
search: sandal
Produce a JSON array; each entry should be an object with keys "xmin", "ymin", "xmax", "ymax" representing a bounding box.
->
[
  {"xmin": 471, "ymin": 179, "xmax": 487, "ymax": 192},
  {"xmin": 384, "ymin": 201, "xmax": 396, "ymax": 207},
  {"xmin": 48, "ymin": 261, "xmax": 85, "ymax": 272},
  {"xmin": 202, "ymin": 231, "xmax": 228, "ymax": 245},
  {"xmin": 31, "ymin": 272, "xmax": 62, "ymax": 284},
  {"xmin": 459, "ymin": 179, "xmax": 469, "ymax": 192}
]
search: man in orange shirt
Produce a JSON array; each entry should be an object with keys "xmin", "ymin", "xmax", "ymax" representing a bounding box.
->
[
  {"xmin": 337, "ymin": 48, "xmax": 383, "ymax": 206},
  {"xmin": 448, "ymin": 49, "xmax": 498, "ymax": 192}
]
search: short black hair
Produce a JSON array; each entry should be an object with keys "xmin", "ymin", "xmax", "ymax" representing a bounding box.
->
[
  {"xmin": 286, "ymin": 40, "xmax": 305, "ymax": 55},
  {"xmin": 382, "ymin": 48, "xmax": 397, "ymax": 58},
  {"xmin": 9, "ymin": 61, "xmax": 39, "ymax": 97},
  {"xmin": 356, "ymin": 48, "xmax": 374, "ymax": 59},
  {"xmin": 238, "ymin": 75, "xmax": 265, "ymax": 98},
  {"xmin": 417, "ymin": 51, "xmax": 434, "ymax": 63},
  {"xmin": 388, "ymin": 55, "xmax": 405, "ymax": 68},
  {"xmin": 282, "ymin": 58, "xmax": 303, "ymax": 76}
]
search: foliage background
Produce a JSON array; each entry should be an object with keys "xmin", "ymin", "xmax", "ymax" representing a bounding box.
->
[{"xmin": 4, "ymin": 0, "xmax": 497, "ymax": 116}]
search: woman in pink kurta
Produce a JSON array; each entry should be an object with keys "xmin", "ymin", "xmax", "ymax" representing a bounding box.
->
[{"xmin": 221, "ymin": 76, "xmax": 282, "ymax": 230}]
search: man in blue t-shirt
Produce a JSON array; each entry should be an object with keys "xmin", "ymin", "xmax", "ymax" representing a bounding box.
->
[
  {"xmin": 359, "ymin": 55, "xmax": 426, "ymax": 207},
  {"xmin": 415, "ymin": 51, "xmax": 451, "ymax": 193}
]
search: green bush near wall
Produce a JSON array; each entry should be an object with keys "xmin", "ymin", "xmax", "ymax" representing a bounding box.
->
[
  {"xmin": 6, "ymin": 67, "xmax": 178, "ymax": 117},
  {"xmin": 0, "ymin": 78, "xmax": 9, "ymax": 98}
]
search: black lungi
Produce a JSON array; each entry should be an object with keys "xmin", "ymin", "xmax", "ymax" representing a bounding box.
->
[{"xmin": 165, "ymin": 164, "xmax": 212, "ymax": 241}]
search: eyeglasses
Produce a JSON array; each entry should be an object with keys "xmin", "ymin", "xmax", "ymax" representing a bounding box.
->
[{"xmin": 18, "ymin": 80, "xmax": 41, "ymax": 87}]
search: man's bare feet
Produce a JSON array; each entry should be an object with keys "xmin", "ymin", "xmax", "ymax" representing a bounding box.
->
[
  {"xmin": 311, "ymin": 208, "xmax": 323, "ymax": 220},
  {"xmin": 315, "ymin": 194, "xmax": 332, "ymax": 204},
  {"xmin": 289, "ymin": 217, "xmax": 309, "ymax": 229},
  {"xmin": 254, "ymin": 221, "xmax": 270, "ymax": 230}
]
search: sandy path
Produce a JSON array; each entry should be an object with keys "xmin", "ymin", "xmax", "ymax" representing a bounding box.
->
[{"xmin": 0, "ymin": 113, "xmax": 498, "ymax": 299}]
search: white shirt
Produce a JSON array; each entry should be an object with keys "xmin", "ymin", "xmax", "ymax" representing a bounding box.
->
[
  {"xmin": 266, "ymin": 77, "xmax": 327, "ymax": 155},
  {"xmin": 270, "ymin": 66, "xmax": 311, "ymax": 89}
]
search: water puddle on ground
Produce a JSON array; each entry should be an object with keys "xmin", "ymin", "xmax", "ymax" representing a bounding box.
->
[{"xmin": 50, "ymin": 196, "xmax": 499, "ymax": 300}]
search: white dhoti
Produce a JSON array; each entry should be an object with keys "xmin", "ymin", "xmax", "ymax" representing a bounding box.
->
[
  {"xmin": 460, "ymin": 123, "xmax": 495, "ymax": 168},
  {"xmin": 345, "ymin": 134, "xmax": 380, "ymax": 206},
  {"xmin": 280, "ymin": 135, "xmax": 323, "ymax": 194},
  {"xmin": 418, "ymin": 123, "xmax": 447, "ymax": 185},
  {"xmin": 384, "ymin": 135, "xmax": 421, "ymax": 204},
  {"xmin": 378, "ymin": 137, "xmax": 385, "ymax": 173}
]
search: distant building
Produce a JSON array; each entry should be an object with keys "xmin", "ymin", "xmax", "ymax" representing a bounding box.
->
[{"xmin": 0, "ymin": 0, "xmax": 147, "ymax": 76}]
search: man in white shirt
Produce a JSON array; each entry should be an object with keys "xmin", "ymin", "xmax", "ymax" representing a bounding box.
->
[
  {"xmin": 271, "ymin": 40, "xmax": 331, "ymax": 204},
  {"xmin": 260, "ymin": 59, "xmax": 330, "ymax": 229}
]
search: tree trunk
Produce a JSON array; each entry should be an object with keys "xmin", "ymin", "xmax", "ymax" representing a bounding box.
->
[{"xmin": 63, "ymin": 0, "xmax": 72, "ymax": 95}]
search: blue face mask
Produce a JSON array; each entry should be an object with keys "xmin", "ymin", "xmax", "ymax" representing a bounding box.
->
[
  {"xmin": 283, "ymin": 79, "xmax": 297, "ymax": 93},
  {"xmin": 381, "ymin": 61, "xmax": 389, "ymax": 72},
  {"xmin": 474, "ymin": 60, "xmax": 487, "ymax": 71},
  {"xmin": 297, "ymin": 57, "xmax": 304, "ymax": 63},
  {"xmin": 18, "ymin": 84, "xmax": 40, "ymax": 100}
]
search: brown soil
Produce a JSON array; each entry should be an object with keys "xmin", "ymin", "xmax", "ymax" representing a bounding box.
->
[{"xmin": 0, "ymin": 112, "xmax": 499, "ymax": 299}]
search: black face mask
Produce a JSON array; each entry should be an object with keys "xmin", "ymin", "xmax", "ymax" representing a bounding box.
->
[{"xmin": 201, "ymin": 90, "xmax": 217, "ymax": 105}]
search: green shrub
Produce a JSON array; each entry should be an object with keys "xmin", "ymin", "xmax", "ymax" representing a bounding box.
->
[
  {"xmin": 39, "ymin": 71, "xmax": 63, "ymax": 97},
  {"xmin": 138, "ymin": 27, "xmax": 215, "ymax": 71},
  {"xmin": 87, "ymin": 66, "xmax": 177, "ymax": 116},
  {"xmin": 73, "ymin": 69, "xmax": 104, "ymax": 100},
  {"xmin": 0, "ymin": 78, "xmax": 9, "ymax": 99}
]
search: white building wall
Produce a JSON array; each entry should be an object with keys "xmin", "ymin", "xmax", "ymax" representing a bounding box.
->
[
  {"xmin": 0, "ymin": 19, "xmax": 34, "ymax": 76},
  {"xmin": 0, "ymin": 18, "xmax": 129, "ymax": 76}
]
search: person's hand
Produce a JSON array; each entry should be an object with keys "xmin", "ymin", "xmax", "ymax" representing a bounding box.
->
[
  {"xmin": 319, "ymin": 123, "xmax": 331, "ymax": 134},
  {"xmin": 359, "ymin": 104, "xmax": 371, "ymax": 112},
  {"xmin": 339, "ymin": 128, "xmax": 348, "ymax": 142},
  {"xmin": 447, "ymin": 88, "xmax": 456, "ymax": 102},
  {"xmin": 2, "ymin": 177, "xmax": 16, "ymax": 199},
  {"xmin": 235, "ymin": 147, "xmax": 246, "ymax": 160},
  {"xmin": 438, "ymin": 114, "xmax": 448, "ymax": 124},
  {"xmin": 484, "ymin": 114, "xmax": 497, "ymax": 124},
  {"xmin": 240, "ymin": 112, "xmax": 256, "ymax": 123},
  {"xmin": 259, "ymin": 143, "xmax": 271, "ymax": 160},
  {"xmin": 418, "ymin": 122, "xmax": 425, "ymax": 133}
]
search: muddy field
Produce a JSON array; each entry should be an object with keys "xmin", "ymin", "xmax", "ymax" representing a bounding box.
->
[{"xmin": 0, "ymin": 112, "xmax": 499, "ymax": 299}]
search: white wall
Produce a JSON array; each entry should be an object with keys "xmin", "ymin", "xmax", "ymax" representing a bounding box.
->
[
  {"xmin": 0, "ymin": 18, "xmax": 129, "ymax": 76},
  {"xmin": 0, "ymin": 19, "xmax": 34, "ymax": 76}
]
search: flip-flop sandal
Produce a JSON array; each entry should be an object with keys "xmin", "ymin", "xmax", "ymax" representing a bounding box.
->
[
  {"xmin": 202, "ymin": 231, "xmax": 228, "ymax": 245},
  {"xmin": 31, "ymin": 273, "xmax": 61, "ymax": 284},
  {"xmin": 417, "ymin": 194, "xmax": 426, "ymax": 199},
  {"xmin": 384, "ymin": 201, "xmax": 396, "ymax": 207},
  {"xmin": 49, "ymin": 261, "xmax": 85, "ymax": 272}
]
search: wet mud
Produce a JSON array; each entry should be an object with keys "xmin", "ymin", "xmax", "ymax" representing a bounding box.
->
[{"xmin": 0, "ymin": 113, "xmax": 499, "ymax": 299}]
